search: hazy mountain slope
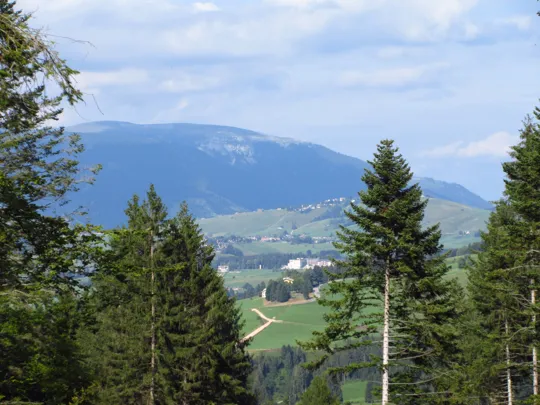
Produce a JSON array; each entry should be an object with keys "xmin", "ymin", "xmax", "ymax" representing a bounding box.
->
[
  {"xmin": 199, "ymin": 197, "xmax": 490, "ymax": 238},
  {"xmin": 414, "ymin": 177, "xmax": 493, "ymax": 210},
  {"xmin": 68, "ymin": 121, "xmax": 492, "ymax": 227}
]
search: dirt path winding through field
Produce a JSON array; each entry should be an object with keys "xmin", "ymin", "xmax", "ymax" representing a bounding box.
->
[
  {"xmin": 252, "ymin": 308, "xmax": 284, "ymax": 323},
  {"xmin": 241, "ymin": 308, "xmax": 284, "ymax": 342}
]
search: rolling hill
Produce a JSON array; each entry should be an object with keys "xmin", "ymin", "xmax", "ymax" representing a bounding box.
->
[
  {"xmin": 67, "ymin": 121, "xmax": 493, "ymax": 228},
  {"xmin": 199, "ymin": 197, "xmax": 490, "ymax": 240}
]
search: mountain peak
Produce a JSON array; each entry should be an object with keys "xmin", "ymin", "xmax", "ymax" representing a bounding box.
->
[{"xmin": 66, "ymin": 120, "xmax": 492, "ymax": 226}]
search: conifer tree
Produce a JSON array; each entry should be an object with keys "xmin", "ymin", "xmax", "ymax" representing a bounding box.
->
[
  {"xmin": 1, "ymin": 1, "xmax": 102, "ymax": 402},
  {"xmin": 157, "ymin": 203, "xmax": 254, "ymax": 404},
  {"xmin": 463, "ymin": 109, "xmax": 540, "ymax": 404},
  {"xmin": 503, "ymin": 109, "xmax": 540, "ymax": 399},
  {"xmin": 295, "ymin": 376, "xmax": 340, "ymax": 405},
  {"xmin": 83, "ymin": 186, "xmax": 167, "ymax": 404},
  {"xmin": 301, "ymin": 140, "xmax": 462, "ymax": 404},
  {"xmin": 467, "ymin": 202, "xmax": 528, "ymax": 404},
  {"xmin": 86, "ymin": 194, "xmax": 254, "ymax": 404}
]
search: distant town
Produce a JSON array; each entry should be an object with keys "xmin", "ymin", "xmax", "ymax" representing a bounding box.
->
[{"xmin": 217, "ymin": 257, "xmax": 333, "ymax": 274}]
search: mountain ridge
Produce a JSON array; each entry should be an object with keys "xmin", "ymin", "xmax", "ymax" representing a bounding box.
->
[{"xmin": 67, "ymin": 121, "xmax": 492, "ymax": 227}]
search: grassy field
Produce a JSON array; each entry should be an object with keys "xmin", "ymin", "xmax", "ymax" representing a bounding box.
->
[
  {"xmin": 445, "ymin": 254, "xmax": 478, "ymax": 287},
  {"xmin": 200, "ymin": 198, "xmax": 490, "ymax": 244},
  {"xmin": 232, "ymin": 241, "xmax": 335, "ymax": 255},
  {"xmin": 341, "ymin": 380, "xmax": 368, "ymax": 404},
  {"xmin": 440, "ymin": 233, "xmax": 481, "ymax": 249},
  {"xmin": 200, "ymin": 207, "xmax": 328, "ymax": 237},
  {"xmin": 238, "ymin": 297, "xmax": 266, "ymax": 336},
  {"xmin": 235, "ymin": 254, "xmax": 474, "ymax": 352},
  {"xmin": 201, "ymin": 198, "xmax": 488, "ymax": 257},
  {"xmin": 237, "ymin": 296, "xmax": 328, "ymax": 351},
  {"xmin": 222, "ymin": 269, "xmax": 282, "ymax": 288}
]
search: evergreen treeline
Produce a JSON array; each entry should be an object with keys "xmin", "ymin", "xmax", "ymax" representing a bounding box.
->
[
  {"xmin": 265, "ymin": 280, "xmax": 292, "ymax": 302},
  {"xmin": 0, "ymin": 3, "xmax": 254, "ymax": 404},
  {"xmin": 251, "ymin": 344, "xmax": 379, "ymax": 405},
  {"xmin": 80, "ymin": 192, "xmax": 255, "ymax": 405},
  {"xmin": 300, "ymin": 113, "xmax": 540, "ymax": 404}
]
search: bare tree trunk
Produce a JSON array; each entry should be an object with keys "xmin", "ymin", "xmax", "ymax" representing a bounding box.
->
[
  {"xmin": 532, "ymin": 284, "xmax": 538, "ymax": 397},
  {"xmin": 506, "ymin": 319, "xmax": 513, "ymax": 405},
  {"xmin": 382, "ymin": 267, "xmax": 390, "ymax": 405},
  {"xmin": 149, "ymin": 241, "xmax": 155, "ymax": 405}
]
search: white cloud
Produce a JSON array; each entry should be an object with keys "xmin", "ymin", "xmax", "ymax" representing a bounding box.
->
[
  {"xmin": 193, "ymin": 2, "xmax": 220, "ymax": 12},
  {"xmin": 463, "ymin": 22, "xmax": 480, "ymax": 39},
  {"xmin": 421, "ymin": 132, "xmax": 519, "ymax": 158},
  {"xmin": 376, "ymin": 47, "xmax": 407, "ymax": 59},
  {"xmin": 496, "ymin": 16, "xmax": 532, "ymax": 31},
  {"xmin": 381, "ymin": 0, "xmax": 479, "ymax": 41},
  {"xmin": 339, "ymin": 67, "xmax": 424, "ymax": 87},
  {"xmin": 161, "ymin": 11, "xmax": 333, "ymax": 57},
  {"xmin": 267, "ymin": 0, "xmax": 334, "ymax": 8},
  {"xmin": 338, "ymin": 63, "xmax": 447, "ymax": 88},
  {"xmin": 19, "ymin": 0, "xmax": 183, "ymax": 22},
  {"xmin": 175, "ymin": 99, "xmax": 190, "ymax": 110},
  {"xmin": 159, "ymin": 73, "xmax": 221, "ymax": 93},
  {"xmin": 77, "ymin": 69, "xmax": 149, "ymax": 92},
  {"xmin": 18, "ymin": 0, "xmax": 487, "ymax": 64}
]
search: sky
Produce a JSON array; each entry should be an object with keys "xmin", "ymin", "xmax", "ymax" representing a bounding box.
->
[{"xmin": 19, "ymin": 0, "xmax": 540, "ymax": 201}]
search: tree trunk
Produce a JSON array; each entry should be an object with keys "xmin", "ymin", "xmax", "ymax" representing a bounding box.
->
[
  {"xmin": 532, "ymin": 284, "xmax": 538, "ymax": 397},
  {"xmin": 506, "ymin": 319, "xmax": 513, "ymax": 405},
  {"xmin": 149, "ymin": 241, "xmax": 156, "ymax": 405},
  {"xmin": 382, "ymin": 266, "xmax": 390, "ymax": 405}
]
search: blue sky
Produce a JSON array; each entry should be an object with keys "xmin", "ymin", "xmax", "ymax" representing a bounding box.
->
[{"xmin": 20, "ymin": 0, "xmax": 540, "ymax": 200}]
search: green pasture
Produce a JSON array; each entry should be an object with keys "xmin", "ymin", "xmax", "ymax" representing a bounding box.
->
[
  {"xmin": 233, "ymin": 241, "xmax": 335, "ymax": 255},
  {"xmin": 440, "ymin": 233, "xmax": 481, "ymax": 249},
  {"xmin": 236, "ymin": 255, "xmax": 474, "ymax": 351},
  {"xmin": 237, "ymin": 297, "xmax": 266, "ymax": 335},
  {"xmin": 342, "ymin": 380, "xmax": 368, "ymax": 404},
  {"xmin": 200, "ymin": 207, "xmax": 327, "ymax": 237},
  {"xmin": 222, "ymin": 269, "xmax": 282, "ymax": 288}
]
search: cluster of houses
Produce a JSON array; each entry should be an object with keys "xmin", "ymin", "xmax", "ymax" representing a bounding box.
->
[
  {"xmin": 217, "ymin": 257, "xmax": 332, "ymax": 274},
  {"xmin": 217, "ymin": 265, "xmax": 229, "ymax": 274},
  {"xmin": 297, "ymin": 197, "xmax": 352, "ymax": 213},
  {"xmin": 282, "ymin": 258, "xmax": 333, "ymax": 270}
]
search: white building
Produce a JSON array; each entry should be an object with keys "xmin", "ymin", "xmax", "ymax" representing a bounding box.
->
[
  {"xmin": 261, "ymin": 288, "xmax": 267, "ymax": 299},
  {"xmin": 285, "ymin": 258, "xmax": 307, "ymax": 270},
  {"xmin": 217, "ymin": 265, "xmax": 229, "ymax": 273}
]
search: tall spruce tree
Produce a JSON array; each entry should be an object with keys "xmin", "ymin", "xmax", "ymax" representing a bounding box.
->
[
  {"xmin": 503, "ymin": 109, "xmax": 540, "ymax": 400},
  {"xmin": 295, "ymin": 376, "xmax": 340, "ymax": 405},
  {"xmin": 467, "ymin": 202, "xmax": 529, "ymax": 404},
  {"xmin": 157, "ymin": 203, "xmax": 255, "ymax": 404},
  {"xmin": 462, "ymin": 109, "xmax": 540, "ymax": 404},
  {"xmin": 300, "ymin": 140, "xmax": 462, "ymax": 404},
  {"xmin": 83, "ymin": 186, "xmax": 167, "ymax": 404},
  {"xmin": 86, "ymin": 193, "xmax": 254, "ymax": 404},
  {"xmin": 1, "ymin": 1, "xmax": 102, "ymax": 403}
]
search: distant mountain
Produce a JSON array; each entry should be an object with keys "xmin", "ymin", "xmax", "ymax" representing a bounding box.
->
[
  {"xmin": 68, "ymin": 121, "xmax": 492, "ymax": 228},
  {"xmin": 414, "ymin": 177, "xmax": 493, "ymax": 211}
]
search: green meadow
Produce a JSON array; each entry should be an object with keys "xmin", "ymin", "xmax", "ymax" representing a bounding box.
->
[
  {"xmin": 341, "ymin": 380, "xmax": 368, "ymax": 404},
  {"xmin": 236, "ymin": 255, "xmax": 470, "ymax": 352}
]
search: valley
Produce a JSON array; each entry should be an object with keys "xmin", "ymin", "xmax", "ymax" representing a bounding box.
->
[
  {"xmin": 235, "ymin": 255, "xmax": 471, "ymax": 352},
  {"xmin": 202, "ymin": 195, "xmax": 489, "ymax": 262}
]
